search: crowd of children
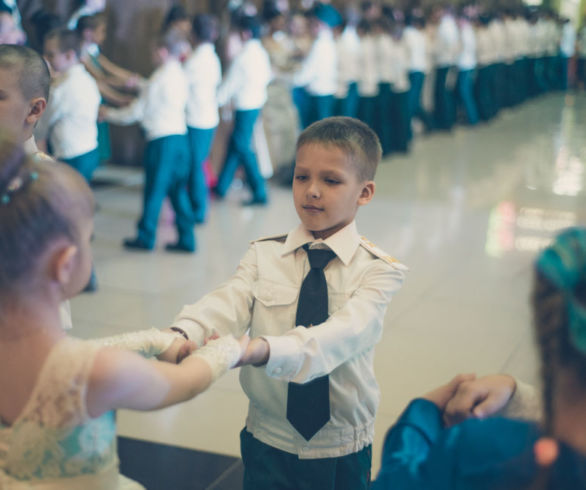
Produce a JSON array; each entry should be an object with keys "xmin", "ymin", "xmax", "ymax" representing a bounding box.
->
[{"xmin": 0, "ymin": 1, "xmax": 586, "ymax": 490}]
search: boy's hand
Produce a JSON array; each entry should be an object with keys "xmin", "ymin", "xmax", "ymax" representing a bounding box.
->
[
  {"xmin": 235, "ymin": 337, "xmax": 270, "ymax": 367},
  {"xmin": 443, "ymin": 374, "xmax": 517, "ymax": 426},
  {"xmin": 157, "ymin": 328, "xmax": 198, "ymax": 364}
]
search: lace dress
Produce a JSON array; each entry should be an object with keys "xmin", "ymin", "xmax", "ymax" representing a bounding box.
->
[{"xmin": 0, "ymin": 337, "xmax": 143, "ymax": 489}]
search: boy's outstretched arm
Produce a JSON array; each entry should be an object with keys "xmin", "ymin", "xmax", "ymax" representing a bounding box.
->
[{"xmin": 262, "ymin": 260, "xmax": 404, "ymax": 384}]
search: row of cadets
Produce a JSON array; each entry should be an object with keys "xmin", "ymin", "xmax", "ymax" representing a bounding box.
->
[
  {"xmin": 100, "ymin": 30, "xmax": 196, "ymax": 253},
  {"xmin": 213, "ymin": 13, "xmax": 272, "ymax": 206},
  {"xmin": 183, "ymin": 14, "xmax": 221, "ymax": 224},
  {"xmin": 292, "ymin": 4, "xmax": 339, "ymax": 129}
]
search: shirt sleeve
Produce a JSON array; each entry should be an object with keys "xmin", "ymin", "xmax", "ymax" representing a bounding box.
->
[
  {"xmin": 293, "ymin": 42, "xmax": 319, "ymax": 87},
  {"xmin": 171, "ymin": 245, "xmax": 258, "ymax": 346},
  {"xmin": 216, "ymin": 57, "xmax": 243, "ymax": 107},
  {"xmin": 103, "ymin": 83, "xmax": 147, "ymax": 126},
  {"xmin": 497, "ymin": 379, "xmax": 542, "ymax": 421},
  {"xmin": 263, "ymin": 260, "xmax": 404, "ymax": 383}
]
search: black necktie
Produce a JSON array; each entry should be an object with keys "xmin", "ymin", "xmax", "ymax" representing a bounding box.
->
[{"xmin": 286, "ymin": 245, "xmax": 336, "ymax": 441}]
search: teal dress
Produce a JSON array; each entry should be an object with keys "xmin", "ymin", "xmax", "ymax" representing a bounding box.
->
[
  {"xmin": 372, "ymin": 399, "xmax": 586, "ymax": 489},
  {"xmin": 0, "ymin": 337, "xmax": 142, "ymax": 489}
]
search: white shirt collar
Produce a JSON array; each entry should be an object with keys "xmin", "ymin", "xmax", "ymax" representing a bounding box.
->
[
  {"xmin": 282, "ymin": 221, "xmax": 361, "ymax": 266},
  {"xmin": 23, "ymin": 136, "xmax": 38, "ymax": 155}
]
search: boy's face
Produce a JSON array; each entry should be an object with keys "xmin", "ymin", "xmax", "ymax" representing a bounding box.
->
[
  {"xmin": 44, "ymin": 37, "xmax": 75, "ymax": 74},
  {"xmin": 293, "ymin": 143, "xmax": 374, "ymax": 240},
  {"xmin": 0, "ymin": 67, "xmax": 33, "ymax": 139}
]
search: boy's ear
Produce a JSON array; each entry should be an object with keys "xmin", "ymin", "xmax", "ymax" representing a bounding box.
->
[
  {"xmin": 26, "ymin": 97, "xmax": 47, "ymax": 126},
  {"xmin": 357, "ymin": 180, "xmax": 375, "ymax": 206}
]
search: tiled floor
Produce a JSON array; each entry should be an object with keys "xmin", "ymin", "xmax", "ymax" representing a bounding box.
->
[{"xmin": 71, "ymin": 92, "xmax": 586, "ymax": 488}]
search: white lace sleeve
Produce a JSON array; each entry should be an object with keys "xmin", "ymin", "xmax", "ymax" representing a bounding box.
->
[
  {"xmin": 96, "ymin": 328, "xmax": 181, "ymax": 358},
  {"xmin": 190, "ymin": 336, "xmax": 242, "ymax": 382},
  {"xmin": 498, "ymin": 379, "xmax": 542, "ymax": 421}
]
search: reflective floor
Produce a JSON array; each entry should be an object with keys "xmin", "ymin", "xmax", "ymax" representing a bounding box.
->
[{"xmin": 72, "ymin": 93, "xmax": 586, "ymax": 489}]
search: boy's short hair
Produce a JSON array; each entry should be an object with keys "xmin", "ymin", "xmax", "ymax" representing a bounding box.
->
[
  {"xmin": 296, "ymin": 117, "xmax": 382, "ymax": 181},
  {"xmin": 156, "ymin": 28, "xmax": 190, "ymax": 57},
  {"xmin": 0, "ymin": 44, "xmax": 50, "ymax": 100},
  {"xmin": 192, "ymin": 13, "xmax": 219, "ymax": 43},
  {"xmin": 76, "ymin": 12, "xmax": 106, "ymax": 35},
  {"xmin": 45, "ymin": 28, "xmax": 81, "ymax": 58}
]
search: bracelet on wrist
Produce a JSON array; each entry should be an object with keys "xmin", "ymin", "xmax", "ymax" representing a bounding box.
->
[{"xmin": 170, "ymin": 326, "xmax": 189, "ymax": 340}]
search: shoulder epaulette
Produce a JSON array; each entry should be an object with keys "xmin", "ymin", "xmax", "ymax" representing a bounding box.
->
[
  {"xmin": 359, "ymin": 236, "xmax": 408, "ymax": 271},
  {"xmin": 252, "ymin": 233, "xmax": 288, "ymax": 244}
]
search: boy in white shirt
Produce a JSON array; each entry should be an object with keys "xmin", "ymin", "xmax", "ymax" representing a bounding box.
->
[
  {"xmin": 101, "ymin": 30, "xmax": 195, "ymax": 253},
  {"xmin": 170, "ymin": 117, "xmax": 406, "ymax": 490},
  {"xmin": 293, "ymin": 4, "xmax": 340, "ymax": 128},
  {"xmin": 184, "ymin": 14, "xmax": 221, "ymax": 224},
  {"xmin": 37, "ymin": 28, "xmax": 100, "ymax": 183},
  {"xmin": 214, "ymin": 14, "xmax": 271, "ymax": 206},
  {"xmin": 0, "ymin": 44, "xmax": 74, "ymax": 325}
]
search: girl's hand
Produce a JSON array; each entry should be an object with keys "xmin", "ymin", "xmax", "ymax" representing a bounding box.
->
[
  {"xmin": 422, "ymin": 373, "xmax": 477, "ymax": 412},
  {"xmin": 235, "ymin": 337, "xmax": 270, "ymax": 367}
]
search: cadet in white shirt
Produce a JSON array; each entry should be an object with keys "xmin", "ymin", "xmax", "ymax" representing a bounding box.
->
[
  {"xmin": 456, "ymin": 10, "xmax": 479, "ymax": 126},
  {"xmin": 431, "ymin": 5, "xmax": 459, "ymax": 130},
  {"xmin": 184, "ymin": 14, "xmax": 221, "ymax": 224},
  {"xmin": 559, "ymin": 18, "xmax": 576, "ymax": 90},
  {"xmin": 37, "ymin": 28, "xmax": 100, "ymax": 183},
  {"xmin": 214, "ymin": 14, "xmax": 271, "ymax": 206},
  {"xmin": 334, "ymin": 20, "xmax": 360, "ymax": 119},
  {"xmin": 475, "ymin": 14, "xmax": 495, "ymax": 121},
  {"xmin": 356, "ymin": 20, "xmax": 378, "ymax": 132},
  {"xmin": 0, "ymin": 45, "xmax": 75, "ymax": 326},
  {"xmin": 404, "ymin": 12, "xmax": 432, "ymax": 135},
  {"xmin": 101, "ymin": 30, "xmax": 195, "ymax": 253},
  {"xmin": 293, "ymin": 4, "xmax": 339, "ymax": 128},
  {"xmin": 373, "ymin": 17, "xmax": 394, "ymax": 155},
  {"xmin": 170, "ymin": 117, "xmax": 406, "ymax": 490},
  {"xmin": 389, "ymin": 23, "xmax": 411, "ymax": 154}
]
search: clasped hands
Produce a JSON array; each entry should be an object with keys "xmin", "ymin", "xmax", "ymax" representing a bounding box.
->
[
  {"xmin": 157, "ymin": 329, "xmax": 270, "ymax": 367},
  {"xmin": 423, "ymin": 373, "xmax": 517, "ymax": 427}
]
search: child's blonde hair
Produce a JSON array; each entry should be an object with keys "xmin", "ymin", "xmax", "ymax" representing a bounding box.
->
[{"xmin": 296, "ymin": 117, "xmax": 382, "ymax": 181}]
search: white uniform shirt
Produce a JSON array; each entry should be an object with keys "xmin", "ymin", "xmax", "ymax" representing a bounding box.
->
[
  {"xmin": 489, "ymin": 19, "xmax": 506, "ymax": 63},
  {"xmin": 24, "ymin": 136, "xmax": 73, "ymax": 330},
  {"xmin": 217, "ymin": 38, "xmax": 271, "ymax": 110},
  {"xmin": 476, "ymin": 26, "xmax": 493, "ymax": 66},
  {"xmin": 104, "ymin": 58, "xmax": 187, "ymax": 141},
  {"xmin": 560, "ymin": 22, "xmax": 576, "ymax": 58},
  {"xmin": 293, "ymin": 29, "xmax": 337, "ymax": 96},
  {"xmin": 184, "ymin": 43, "xmax": 221, "ymax": 129},
  {"xmin": 335, "ymin": 27, "xmax": 360, "ymax": 98},
  {"xmin": 434, "ymin": 13, "xmax": 459, "ymax": 67},
  {"xmin": 357, "ymin": 35, "xmax": 379, "ymax": 97},
  {"xmin": 35, "ymin": 64, "xmax": 99, "ymax": 160},
  {"xmin": 458, "ymin": 21, "xmax": 477, "ymax": 70},
  {"xmin": 375, "ymin": 32, "xmax": 394, "ymax": 84},
  {"xmin": 173, "ymin": 221, "xmax": 406, "ymax": 458},
  {"xmin": 403, "ymin": 26, "xmax": 428, "ymax": 73},
  {"xmin": 390, "ymin": 37, "xmax": 411, "ymax": 93}
]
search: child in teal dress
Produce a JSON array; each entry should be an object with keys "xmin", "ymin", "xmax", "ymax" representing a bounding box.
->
[
  {"xmin": 0, "ymin": 140, "xmax": 246, "ymax": 488},
  {"xmin": 373, "ymin": 227, "xmax": 586, "ymax": 489}
]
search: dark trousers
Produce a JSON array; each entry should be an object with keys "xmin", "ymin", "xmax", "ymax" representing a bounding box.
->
[
  {"xmin": 559, "ymin": 56, "xmax": 570, "ymax": 90},
  {"xmin": 216, "ymin": 109, "xmax": 266, "ymax": 201},
  {"xmin": 376, "ymin": 82, "xmax": 392, "ymax": 155},
  {"xmin": 358, "ymin": 95, "xmax": 377, "ymax": 131},
  {"xmin": 456, "ymin": 69, "xmax": 479, "ymax": 125},
  {"xmin": 187, "ymin": 126, "xmax": 215, "ymax": 223},
  {"xmin": 335, "ymin": 82, "xmax": 359, "ymax": 118},
  {"xmin": 308, "ymin": 94, "xmax": 335, "ymax": 127},
  {"xmin": 390, "ymin": 90, "xmax": 410, "ymax": 154},
  {"xmin": 62, "ymin": 148, "xmax": 100, "ymax": 183},
  {"xmin": 475, "ymin": 66, "xmax": 493, "ymax": 121},
  {"xmin": 138, "ymin": 134, "xmax": 194, "ymax": 249},
  {"xmin": 240, "ymin": 429, "xmax": 372, "ymax": 490},
  {"xmin": 433, "ymin": 66, "xmax": 455, "ymax": 130},
  {"xmin": 293, "ymin": 86, "xmax": 311, "ymax": 129},
  {"xmin": 408, "ymin": 71, "xmax": 432, "ymax": 136}
]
